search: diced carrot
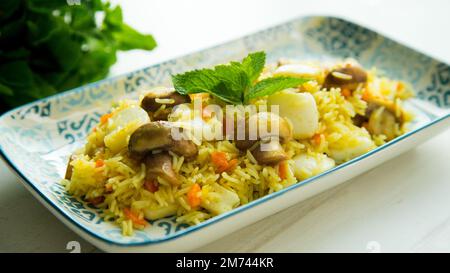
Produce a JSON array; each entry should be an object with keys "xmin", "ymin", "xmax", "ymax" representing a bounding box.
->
[
  {"xmin": 397, "ymin": 82, "xmax": 404, "ymax": 91},
  {"xmin": 362, "ymin": 89, "xmax": 371, "ymax": 101},
  {"xmin": 278, "ymin": 161, "xmax": 289, "ymax": 180},
  {"xmin": 211, "ymin": 151, "xmax": 229, "ymax": 172},
  {"xmin": 187, "ymin": 183, "xmax": 202, "ymax": 209},
  {"xmin": 144, "ymin": 180, "xmax": 159, "ymax": 193},
  {"xmin": 211, "ymin": 151, "xmax": 239, "ymax": 173},
  {"xmin": 95, "ymin": 159, "xmax": 105, "ymax": 168},
  {"xmin": 124, "ymin": 208, "xmax": 147, "ymax": 226},
  {"xmin": 312, "ymin": 133, "xmax": 322, "ymax": 145},
  {"xmin": 100, "ymin": 113, "xmax": 113, "ymax": 124},
  {"xmin": 92, "ymin": 127, "xmax": 97, "ymax": 132},
  {"xmin": 341, "ymin": 88, "xmax": 352, "ymax": 98}
]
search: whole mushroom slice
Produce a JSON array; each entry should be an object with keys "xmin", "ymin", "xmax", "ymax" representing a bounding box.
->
[
  {"xmin": 323, "ymin": 64, "xmax": 368, "ymax": 91},
  {"xmin": 141, "ymin": 87, "xmax": 190, "ymax": 120},
  {"xmin": 128, "ymin": 121, "xmax": 198, "ymax": 159},
  {"xmin": 356, "ymin": 92, "xmax": 403, "ymax": 140},
  {"xmin": 128, "ymin": 122, "xmax": 173, "ymax": 155},
  {"xmin": 65, "ymin": 155, "xmax": 75, "ymax": 180},
  {"xmin": 234, "ymin": 112, "xmax": 292, "ymax": 151},
  {"xmin": 169, "ymin": 139, "xmax": 198, "ymax": 160},
  {"xmin": 145, "ymin": 153, "xmax": 179, "ymax": 186},
  {"xmin": 251, "ymin": 138, "xmax": 289, "ymax": 165},
  {"xmin": 367, "ymin": 106, "xmax": 398, "ymax": 140},
  {"xmin": 366, "ymin": 96, "xmax": 399, "ymax": 120}
]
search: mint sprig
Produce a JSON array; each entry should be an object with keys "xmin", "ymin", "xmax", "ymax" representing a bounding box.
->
[{"xmin": 172, "ymin": 52, "xmax": 308, "ymax": 104}]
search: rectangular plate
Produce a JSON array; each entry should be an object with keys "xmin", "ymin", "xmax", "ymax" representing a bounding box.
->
[{"xmin": 0, "ymin": 16, "xmax": 449, "ymax": 252}]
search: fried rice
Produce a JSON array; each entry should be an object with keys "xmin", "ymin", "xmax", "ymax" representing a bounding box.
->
[{"xmin": 63, "ymin": 58, "xmax": 414, "ymax": 235}]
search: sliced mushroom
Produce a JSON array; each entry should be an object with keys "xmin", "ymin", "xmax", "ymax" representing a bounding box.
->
[
  {"xmin": 64, "ymin": 155, "xmax": 75, "ymax": 180},
  {"xmin": 323, "ymin": 64, "xmax": 368, "ymax": 91},
  {"xmin": 128, "ymin": 122, "xmax": 198, "ymax": 159},
  {"xmin": 169, "ymin": 139, "xmax": 198, "ymax": 159},
  {"xmin": 355, "ymin": 92, "xmax": 402, "ymax": 140},
  {"xmin": 367, "ymin": 106, "xmax": 398, "ymax": 140},
  {"xmin": 145, "ymin": 153, "xmax": 179, "ymax": 185},
  {"xmin": 128, "ymin": 122, "xmax": 173, "ymax": 155},
  {"xmin": 251, "ymin": 138, "xmax": 288, "ymax": 165},
  {"xmin": 355, "ymin": 93, "xmax": 398, "ymax": 126},
  {"xmin": 234, "ymin": 112, "xmax": 292, "ymax": 151},
  {"xmin": 141, "ymin": 87, "xmax": 190, "ymax": 120},
  {"xmin": 152, "ymin": 108, "xmax": 172, "ymax": 121},
  {"xmin": 235, "ymin": 138, "xmax": 257, "ymax": 151}
]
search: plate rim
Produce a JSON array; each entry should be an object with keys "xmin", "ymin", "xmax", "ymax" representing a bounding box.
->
[{"xmin": 0, "ymin": 14, "xmax": 449, "ymax": 247}]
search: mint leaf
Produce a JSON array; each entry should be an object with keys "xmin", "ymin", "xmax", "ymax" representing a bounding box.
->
[
  {"xmin": 214, "ymin": 63, "xmax": 250, "ymax": 102},
  {"xmin": 240, "ymin": 51, "xmax": 265, "ymax": 83},
  {"xmin": 172, "ymin": 69, "xmax": 242, "ymax": 104},
  {"xmin": 172, "ymin": 51, "xmax": 309, "ymax": 105},
  {"xmin": 172, "ymin": 69, "xmax": 217, "ymax": 95},
  {"xmin": 172, "ymin": 52, "xmax": 261, "ymax": 105},
  {"xmin": 246, "ymin": 77, "xmax": 308, "ymax": 102}
]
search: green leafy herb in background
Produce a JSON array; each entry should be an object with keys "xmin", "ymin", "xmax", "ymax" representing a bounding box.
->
[
  {"xmin": 172, "ymin": 52, "xmax": 308, "ymax": 104},
  {"xmin": 0, "ymin": 0, "xmax": 157, "ymax": 110}
]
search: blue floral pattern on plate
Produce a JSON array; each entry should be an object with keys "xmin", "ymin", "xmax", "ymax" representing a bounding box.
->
[{"xmin": 0, "ymin": 16, "xmax": 449, "ymax": 247}]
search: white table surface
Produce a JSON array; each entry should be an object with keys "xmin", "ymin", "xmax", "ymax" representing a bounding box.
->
[{"xmin": 1, "ymin": 0, "xmax": 449, "ymax": 253}]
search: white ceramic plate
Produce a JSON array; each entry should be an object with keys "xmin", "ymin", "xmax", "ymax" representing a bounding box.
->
[{"xmin": 0, "ymin": 16, "xmax": 449, "ymax": 252}]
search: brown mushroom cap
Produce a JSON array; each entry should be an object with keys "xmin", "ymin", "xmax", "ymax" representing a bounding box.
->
[
  {"xmin": 323, "ymin": 65, "xmax": 368, "ymax": 91},
  {"xmin": 251, "ymin": 138, "xmax": 288, "ymax": 165},
  {"xmin": 128, "ymin": 122, "xmax": 173, "ymax": 155},
  {"xmin": 141, "ymin": 88, "xmax": 190, "ymax": 118},
  {"xmin": 145, "ymin": 152, "xmax": 179, "ymax": 185},
  {"xmin": 353, "ymin": 93, "xmax": 402, "ymax": 139},
  {"xmin": 128, "ymin": 122, "xmax": 198, "ymax": 159},
  {"xmin": 235, "ymin": 139, "xmax": 258, "ymax": 151},
  {"xmin": 169, "ymin": 139, "xmax": 198, "ymax": 160}
]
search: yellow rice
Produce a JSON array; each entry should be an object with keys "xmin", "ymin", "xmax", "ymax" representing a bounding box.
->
[{"xmin": 63, "ymin": 60, "xmax": 414, "ymax": 235}]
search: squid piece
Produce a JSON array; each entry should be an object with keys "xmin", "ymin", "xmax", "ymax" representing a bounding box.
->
[{"xmin": 267, "ymin": 90, "xmax": 319, "ymax": 139}]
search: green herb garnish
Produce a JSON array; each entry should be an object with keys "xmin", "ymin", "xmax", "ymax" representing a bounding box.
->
[
  {"xmin": 0, "ymin": 0, "xmax": 157, "ymax": 110},
  {"xmin": 172, "ymin": 52, "xmax": 308, "ymax": 104}
]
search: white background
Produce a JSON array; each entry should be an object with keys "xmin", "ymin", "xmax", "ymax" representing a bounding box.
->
[{"xmin": 0, "ymin": 0, "xmax": 449, "ymax": 252}]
